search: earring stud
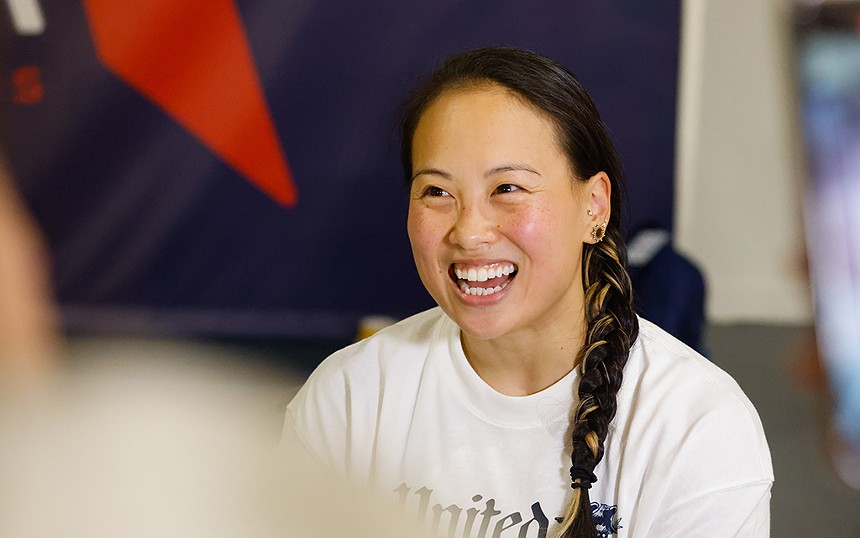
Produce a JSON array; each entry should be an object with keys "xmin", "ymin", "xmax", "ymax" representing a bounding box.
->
[{"xmin": 587, "ymin": 208, "xmax": 593, "ymax": 216}]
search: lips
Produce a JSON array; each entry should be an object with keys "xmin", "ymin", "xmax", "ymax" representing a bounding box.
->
[{"xmin": 450, "ymin": 262, "xmax": 518, "ymax": 296}]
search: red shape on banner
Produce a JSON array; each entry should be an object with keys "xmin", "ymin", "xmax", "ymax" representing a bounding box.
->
[
  {"xmin": 12, "ymin": 66, "xmax": 44, "ymax": 104},
  {"xmin": 82, "ymin": 0, "xmax": 298, "ymax": 206}
]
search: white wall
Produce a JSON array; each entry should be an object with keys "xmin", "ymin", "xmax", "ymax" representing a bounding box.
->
[{"xmin": 675, "ymin": 0, "xmax": 813, "ymax": 324}]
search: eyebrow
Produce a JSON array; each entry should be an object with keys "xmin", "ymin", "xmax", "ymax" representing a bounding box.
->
[
  {"xmin": 411, "ymin": 163, "xmax": 540, "ymax": 182},
  {"xmin": 411, "ymin": 168, "xmax": 451, "ymax": 183},
  {"xmin": 484, "ymin": 163, "xmax": 540, "ymax": 177}
]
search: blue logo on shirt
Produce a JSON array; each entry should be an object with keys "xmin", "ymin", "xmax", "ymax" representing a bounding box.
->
[{"xmin": 591, "ymin": 502, "xmax": 622, "ymax": 537}]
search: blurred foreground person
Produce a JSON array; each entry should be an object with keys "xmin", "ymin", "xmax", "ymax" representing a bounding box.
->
[
  {"xmin": 0, "ymin": 342, "xmax": 427, "ymax": 537},
  {"xmin": 0, "ymin": 153, "xmax": 59, "ymax": 382}
]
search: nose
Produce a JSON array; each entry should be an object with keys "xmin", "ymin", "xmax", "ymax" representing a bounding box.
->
[{"xmin": 448, "ymin": 202, "xmax": 496, "ymax": 250}]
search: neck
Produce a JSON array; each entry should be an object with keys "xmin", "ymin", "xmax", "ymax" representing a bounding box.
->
[{"xmin": 461, "ymin": 317, "xmax": 586, "ymax": 397}]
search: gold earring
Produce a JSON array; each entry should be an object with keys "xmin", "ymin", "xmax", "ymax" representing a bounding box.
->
[{"xmin": 591, "ymin": 221, "xmax": 607, "ymax": 243}]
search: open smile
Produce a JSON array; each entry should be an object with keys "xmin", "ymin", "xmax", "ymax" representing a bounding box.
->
[{"xmin": 449, "ymin": 262, "xmax": 518, "ymax": 296}]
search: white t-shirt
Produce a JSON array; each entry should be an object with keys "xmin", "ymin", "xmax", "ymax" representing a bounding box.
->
[{"xmin": 284, "ymin": 308, "xmax": 773, "ymax": 537}]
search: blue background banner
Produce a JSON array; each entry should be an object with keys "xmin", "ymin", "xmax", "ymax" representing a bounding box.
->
[{"xmin": 1, "ymin": 0, "xmax": 680, "ymax": 339}]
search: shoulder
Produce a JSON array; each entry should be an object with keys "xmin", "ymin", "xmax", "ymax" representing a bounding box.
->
[
  {"xmin": 626, "ymin": 317, "xmax": 759, "ymax": 418},
  {"xmin": 283, "ymin": 307, "xmax": 455, "ymax": 474},
  {"xmin": 610, "ymin": 319, "xmax": 773, "ymax": 525},
  {"xmin": 619, "ymin": 317, "xmax": 773, "ymax": 480},
  {"xmin": 287, "ymin": 307, "xmax": 453, "ymax": 421}
]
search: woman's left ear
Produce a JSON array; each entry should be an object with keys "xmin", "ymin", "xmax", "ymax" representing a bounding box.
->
[{"xmin": 583, "ymin": 171, "xmax": 611, "ymax": 243}]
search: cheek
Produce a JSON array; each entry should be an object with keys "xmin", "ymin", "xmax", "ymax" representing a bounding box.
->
[
  {"xmin": 504, "ymin": 205, "xmax": 583, "ymax": 269},
  {"xmin": 407, "ymin": 209, "xmax": 443, "ymax": 266},
  {"xmin": 502, "ymin": 205, "xmax": 557, "ymax": 246}
]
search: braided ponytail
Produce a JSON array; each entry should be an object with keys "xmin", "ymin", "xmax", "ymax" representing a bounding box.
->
[
  {"xmin": 398, "ymin": 47, "xmax": 640, "ymax": 537},
  {"xmin": 554, "ymin": 227, "xmax": 638, "ymax": 538}
]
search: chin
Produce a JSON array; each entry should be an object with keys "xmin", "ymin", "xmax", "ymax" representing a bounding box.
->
[{"xmin": 442, "ymin": 307, "xmax": 515, "ymax": 342}]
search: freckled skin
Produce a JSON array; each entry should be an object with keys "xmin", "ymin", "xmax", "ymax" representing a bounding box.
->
[{"xmin": 407, "ymin": 86, "xmax": 599, "ymax": 379}]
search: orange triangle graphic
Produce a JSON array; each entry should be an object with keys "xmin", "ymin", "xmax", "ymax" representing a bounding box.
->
[{"xmin": 82, "ymin": 0, "xmax": 298, "ymax": 206}]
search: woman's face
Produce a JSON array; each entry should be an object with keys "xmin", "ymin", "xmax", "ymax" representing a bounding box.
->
[{"xmin": 407, "ymin": 85, "xmax": 603, "ymax": 344}]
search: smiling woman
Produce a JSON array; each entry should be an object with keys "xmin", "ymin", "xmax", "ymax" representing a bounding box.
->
[
  {"xmin": 282, "ymin": 48, "xmax": 773, "ymax": 538},
  {"xmin": 407, "ymin": 86, "xmax": 600, "ymax": 382}
]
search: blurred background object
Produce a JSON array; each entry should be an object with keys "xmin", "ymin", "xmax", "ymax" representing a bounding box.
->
[
  {"xmin": 792, "ymin": 0, "xmax": 860, "ymax": 493},
  {"xmin": 0, "ymin": 152, "xmax": 60, "ymax": 382},
  {"xmin": 628, "ymin": 225, "xmax": 707, "ymax": 355}
]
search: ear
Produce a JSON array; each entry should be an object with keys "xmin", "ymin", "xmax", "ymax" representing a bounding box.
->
[{"xmin": 583, "ymin": 171, "xmax": 611, "ymax": 243}]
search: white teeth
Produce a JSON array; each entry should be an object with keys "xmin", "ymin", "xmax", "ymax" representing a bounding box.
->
[
  {"xmin": 459, "ymin": 280, "xmax": 511, "ymax": 296},
  {"xmin": 454, "ymin": 263, "xmax": 516, "ymax": 282}
]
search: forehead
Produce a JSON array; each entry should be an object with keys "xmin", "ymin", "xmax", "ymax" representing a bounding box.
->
[
  {"xmin": 418, "ymin": 84, "xmax": 555, "ymax": 134},
  {"xmin": 412, "ymin": 85, "xmax": 566, "ymax": 165}
]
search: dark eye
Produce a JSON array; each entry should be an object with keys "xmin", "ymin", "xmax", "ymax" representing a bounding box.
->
[
  {"xmin": 423, "ymin": 186, "xmax": 450, "ymax": 197},
  {"xmin": 494, "ymin": 184, "xmax": 521, "ymax": 194}
]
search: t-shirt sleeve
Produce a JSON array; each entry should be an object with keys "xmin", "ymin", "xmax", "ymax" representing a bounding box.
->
[
  {"xmin": 281, "ymin": 359, "xmax": 353, "ymax": 477},
  {"xmin": 279, "ymin": 402, "xmax": 328, "ymax": 469},
  {"xmin": 646, "ymin": 480, "xmax": 771, "ymax": 537},
  {"xmin": 642, "ymin": 381, "xmax": 774, "ymax": 537},
  {"xmin": 280, "ymin": 339, "xmax": 385, "ymax": 481},
  {"xmin": 622, "ymin": 323, "xmax": 775, "ymax": 536}
]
